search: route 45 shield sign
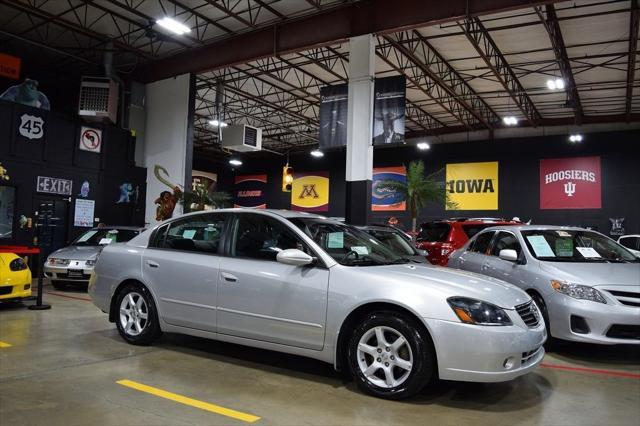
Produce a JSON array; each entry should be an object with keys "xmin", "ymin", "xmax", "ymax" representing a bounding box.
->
[
  {"xmin": 79, "ymin": 126, "xmax": 102, "ymax": 153},
  {"xmin": 19, "ymin": 114, "xmax": 44, "ymax": 140}
]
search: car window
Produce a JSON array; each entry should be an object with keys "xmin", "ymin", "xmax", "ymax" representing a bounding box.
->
[
  {"xmin": 417, "ymin": 223, "xmax": 450, "ymax": 242},
  {"xmin": 619, "ymin": 237, "xmax": 639, "ymax": 251},
  {"xmin": 491, "ymin": 232, "xmax": 521, "ymax": 257},
  {"xmin": 462, "ymin": 224, "xmax": 492, "ymax": 239},
  {"xmin": 232, "ymin": 214, "xmax": 308, "ymax": 261},
  {"xmin": 160, "ymin": 214, "xmax": 226, "ymax": 254},
  {"xmin": 469, "ymin": 231, "xmax": 494, "ymax": 254},
  {"xmin": 72, "ymin": 228, "xmax": 139, "ymax": 245},
  {"xmin": 366, "ymin": 230, "xmax": 416, "ymax": 256}
]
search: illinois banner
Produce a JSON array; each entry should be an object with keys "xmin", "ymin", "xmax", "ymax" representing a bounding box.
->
[
  {"xmin": 372, "ymin": 166, "xmax": 406, "ymax": 211},
  {"xmin": 234, "ymin": 174, "xmax": 267, "ymax": 208},
  {"xmin": 446, "ymin": 162, "xmax": 498, "ymax": 210},
  {"xmin": 291, "ymin": 172, "xmax": 329, "ymax": 212},
  {"xmin": 540, "ymin": 156, "xmax": 601, "ymax": 209}
]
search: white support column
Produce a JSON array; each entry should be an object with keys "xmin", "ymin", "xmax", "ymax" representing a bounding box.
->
[{"xmin": 345, "ymin": 34, "xmax": 375, "ymax": 225}]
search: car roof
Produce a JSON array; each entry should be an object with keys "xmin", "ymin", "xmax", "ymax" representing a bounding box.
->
[
  {"xmin": 91, "ymin": 226, "xmax": 146, "ymax": 231},
  {"xmin": 175, "ymin": 208, "xmax": 328, "ymax": 220},
  {"xmin": 481, "ymin": 224, "xmax": 596, "ymax": 232}
]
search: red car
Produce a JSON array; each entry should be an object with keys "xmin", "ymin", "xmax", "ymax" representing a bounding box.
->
[{"xmin": 415, "ymin": 218, "xmax": 521, "ymax": 266}]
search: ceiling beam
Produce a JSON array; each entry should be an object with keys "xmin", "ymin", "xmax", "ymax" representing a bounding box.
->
[
  {"xmin": 626, "ymin": 0, "xmax": 639, "ymax": 120},
  {"xmin": 143, "ymin": 0, "xmax": 563, "ymax": 81}
]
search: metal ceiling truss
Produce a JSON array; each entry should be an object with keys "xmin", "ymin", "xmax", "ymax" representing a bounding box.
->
[{"xmin": 627, "ymin": 0, "xmax": 639, "ymax": 120}]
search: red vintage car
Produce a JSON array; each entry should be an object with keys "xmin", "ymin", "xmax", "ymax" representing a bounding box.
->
[{"xmin": 415, "ymin": 218, "xmax": 522, "ymax": 266}]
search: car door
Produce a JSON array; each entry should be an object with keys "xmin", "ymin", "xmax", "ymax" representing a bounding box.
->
[
  {"xmin": 217, "ymin": 213, "xmax": 329, "ymax": 351},
  {"xmin": 142, "ymin": 213, "xmax": 228, "ymax": 332},
  {"xmin": 481, "ymin": 231, "xmax": 529, "ymax": 288},
  {"xmin": 455, "ymin": 231, "xmax": 495, "ymax": 274}
]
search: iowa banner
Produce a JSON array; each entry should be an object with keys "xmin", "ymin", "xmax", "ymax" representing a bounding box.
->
[
  {"xmin": 291, "ymin": 172, "xmax": 329, "ymax": 212},
  {"xmin": 540, "ymin": 156, "xmax": 601, "ymax": 209},
  {"xmin": 234, "ymin": 175, "xmax": 267, "ymax": 208},
  {"xmin": 371, "ymin": 166, "xmax": 406, "ymax": 211},
  {"xmin": 446, "ymin": 162, "xmax": 499, "ymax": 210}
]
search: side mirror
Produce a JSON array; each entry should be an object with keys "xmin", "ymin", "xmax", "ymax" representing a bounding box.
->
[
  {"xmin": 417, "ymin": 249, "xmax": 429, "ymax": 257},
  {"xmin": 499, "ymin": 249, "xmax": 518, "ymax": 262},
  {"xmin": 276, "ymin": 249, "xmax": 315, "ymax": 266}
]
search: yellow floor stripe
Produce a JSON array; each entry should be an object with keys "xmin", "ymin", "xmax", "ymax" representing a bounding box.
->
[
  {"xmin": 116, "ymin": 379, "xmax": 260, "ymax": 423},
  {"xmin": 0, "ymin": 341, "xmax": 12, "ymax": 348}
]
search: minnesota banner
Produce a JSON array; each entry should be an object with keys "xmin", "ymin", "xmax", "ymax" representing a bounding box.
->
[
  {"xmin": 446, "ymin": 162, "xmax": 499, "ymax": 210},
  {"xmin": 234, "ymin": 174, "xmax": 267, "ymax": 208},
  {"xmin": 291, "ymin": 172, "xmax": 329, "ymax": 212},
  {"xmin": 371, "ymin": 166, "xmax": 406, "ymax": 211}
]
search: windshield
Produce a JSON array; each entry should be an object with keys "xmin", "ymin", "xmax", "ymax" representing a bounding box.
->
[
  {"xmin": 72, "ymin": 229, "xmax": 139, "ymax": 246},
  {"xmin": 289, "ymin": 218, "xmax": 408, "ymax": 266},
  {"xmin": 522, "ymin": 229, "xmax": 638, "ymax": 263},
  {"xmin": 364, "ymin": 229, "xmax": 416, "ymax": 256}
]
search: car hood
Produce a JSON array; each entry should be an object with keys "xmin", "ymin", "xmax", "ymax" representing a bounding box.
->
[
  {"xmin": 49, "ymin": 245, "xmax": 102, "ymax": 260},
  {"xmin": 360, "ymin": 264, "xmax": 530, "ymax": 309},
  {"xmin": 539, "ymin": 261, "xmax": 640, "ymax": 287}
]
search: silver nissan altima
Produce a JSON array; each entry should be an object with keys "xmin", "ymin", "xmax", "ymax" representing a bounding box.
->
[{"xmin": 88, "ymin": 209, "xmax": 546, "ymax": 400}]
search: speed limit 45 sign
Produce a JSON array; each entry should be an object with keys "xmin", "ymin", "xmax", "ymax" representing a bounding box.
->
[{"xmin": 79, "ymin": 126, "xmax": 102, "ymax": 153}]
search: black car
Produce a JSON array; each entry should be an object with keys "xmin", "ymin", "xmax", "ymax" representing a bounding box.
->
[{"xmin": 358, "ymin": 225, "xmax": 430, "ymax": 264}]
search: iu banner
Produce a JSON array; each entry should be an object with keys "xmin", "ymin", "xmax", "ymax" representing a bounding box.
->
[
  {"xmin": 234, "ymin": 175, "xmax": 267, "ymax": 208},
  {"xmin": 291, "ymin": 172, "xmax": 329, "ymax": 212},
  {"xmin": 540, "ymin": 156, "xmax": 601, "ymax": 209},
  {"xmin": 445, "ymin": 162, "xmax": 499, "ymax": 210},
  {"xmin": 371, "ymin": 166, "xmax": 406, "ymax": 211}
]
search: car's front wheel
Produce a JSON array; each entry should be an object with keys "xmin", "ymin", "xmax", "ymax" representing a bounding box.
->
[
  {"xmin": 347, "ymin": 311, "xmax": 435, "ymax": 400},
  {"xmin": 115, "ymin": 283, "xmax": 161, "ymax": 345}
]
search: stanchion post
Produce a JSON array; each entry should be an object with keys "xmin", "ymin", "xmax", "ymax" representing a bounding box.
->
[{"xmin": 28, "ymin": 250, "xmax": 51, "ymax": 311}]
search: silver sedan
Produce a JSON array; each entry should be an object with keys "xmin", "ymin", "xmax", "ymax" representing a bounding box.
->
[
  {"xmin": 89, "ymin": 209, "xmax": 546, "ymax": 400},
  {"xmin": 448, "ymin": 225, "xmax": 640, "ymax": 345}
]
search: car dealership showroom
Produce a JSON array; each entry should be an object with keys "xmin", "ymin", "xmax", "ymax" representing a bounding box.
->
[{"xmin": 1, "ymin": 0, "xmax": 639, "ymax": 425}]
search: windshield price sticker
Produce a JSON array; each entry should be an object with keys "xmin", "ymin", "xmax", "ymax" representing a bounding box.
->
[
  {"xmin": 526, "ymin": 235, "xmax": 556, "ymax": 257},
  {"xmin": 556, "ymin": 230, "xmax": 571, "ymax": 237},
  {"xmin": 555, "ymin": 239, "xmax": 574, "ymax": 257},
  {"xmin": 327, "ymin": 232, "xmax": 344, "ymax": 249},
  {"xmin": 182, "ymin": 229, "xmax": 197, "ymax": 240},
  {"xmin": 78, "ymin": 230, "xmax": 98, "ymax": 242},
  {"xmin": 99, "ymin": 238, "xmax": 112, "ymax": 245},
  {"xmin": 351, "ymin": 246, "xmax": 369, "ymax": 255},
  {"xmin": 576, "ymin": 247, "xmax": 602, "ymax": 258}
]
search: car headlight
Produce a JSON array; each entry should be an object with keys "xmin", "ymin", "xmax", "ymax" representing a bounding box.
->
[
  {"xmin": 447, "ymin": 297, "xmax": 513, "ymax": 326},
  {"xmin": 85, "ymin": 258, "xmax": 97, "ymax": 267},
  {"xmin": 48, "ymin": 258, "xmax": 70, "ymax": 266},
  {"xmin": 9, "ymin": 258, "xmax": 28, "ymax": 271},
  {"xmin": 550, "ymin": 280, "xmax": 607, "ymax": 304}
]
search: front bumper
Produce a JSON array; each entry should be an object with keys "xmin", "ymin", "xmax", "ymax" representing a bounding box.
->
[
  {"xmin": 425, "ymin": 318, "xmax": 547, "ymax": 382},
  {"xmin": 44, "ymin": 263, "xmax": 94, "ymax": 283},
  {"xmin": 547, "ymin": 294, "xmax": 640, "ymax": 344},
  {"xmin": 0, "ymin": 273, "xmax": 32, "ymax": 301}
]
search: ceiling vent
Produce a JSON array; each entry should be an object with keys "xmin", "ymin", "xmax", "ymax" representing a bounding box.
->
[
  {"xmin": 221, "ymin": 124, "xmax": 262, "ymax": 152},
  {"xmin": 78, "ymin": 76, "xmax": 119, "ymax": 123}
]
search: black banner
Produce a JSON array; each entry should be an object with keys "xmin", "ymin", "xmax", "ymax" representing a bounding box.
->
[{"xmin": 319, "ymin": 84, "xmax": 348, "ymax": 149}]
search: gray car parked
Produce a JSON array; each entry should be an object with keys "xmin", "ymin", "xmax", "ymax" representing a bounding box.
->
[
  {"xmin": 88, "ymin": 209, "xmax": 546, "ymax": 400},
  {"xmin": 448, "ymin": 225, "xmax": 640, "ymax": 345}
]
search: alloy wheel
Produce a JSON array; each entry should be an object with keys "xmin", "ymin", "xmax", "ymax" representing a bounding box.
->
[
  {"xmin": 119, "ymin": 292, "xmax": 149, "ymax": 336},
  {"xmin": 356, "ymin": 326, "xmax": 413, "ymax": 388}
]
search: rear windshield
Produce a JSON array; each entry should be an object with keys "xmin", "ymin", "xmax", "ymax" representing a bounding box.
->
[
  {"xmin": 462, "ymin": 224, "xmax": 492, "ymax": 239},
  {"xmin": 417, "ymin": 223, "xmax": 450, "ymax": 242}
]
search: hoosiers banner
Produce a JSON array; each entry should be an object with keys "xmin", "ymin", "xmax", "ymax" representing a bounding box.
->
[
  {"xmin": 291, "ymin": 172, "xmax": 329, "ymax": 212},
  {"xmin": 446, "ymin": 162, "xmax": 498, "ymax": 210},
  {"xmin": 540, "ymin": 156, "xmax": 601, "ymax": 209},
  {"xmin": 234, "ymin": 175, "xmax": 267, "ymax": 208},
  {"xmin": 372, "ymin": 166, "xmax": 406, "ymax": 211}
]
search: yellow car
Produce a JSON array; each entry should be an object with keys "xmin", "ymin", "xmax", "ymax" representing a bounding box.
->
[{"xmin": 0, "ymin": 253, "xmax": 32, "ymax": 301}]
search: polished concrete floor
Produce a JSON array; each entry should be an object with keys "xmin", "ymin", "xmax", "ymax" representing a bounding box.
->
[{"xmin": 1, "ymin": 284, "xmax": 639, "ymax": 426}]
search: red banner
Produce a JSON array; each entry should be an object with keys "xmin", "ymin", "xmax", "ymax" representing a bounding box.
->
[{"xmin": 540, "ymin": 156, "xmax": 601, "ymax": 209}]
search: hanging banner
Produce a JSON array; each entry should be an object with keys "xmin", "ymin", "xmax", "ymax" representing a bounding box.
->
[
  {"xmin": 371, "ymin": 166, "xmax": 406, "ymax": 211},
  {"xmin": 74, "ymin": 199, "xmax": 95, "ymax": 227},
  {"xmin": 319, "ymin": 84, "xmax": 348, "ymax": 149},
  {"xmin": 372, "ymin": 76, "xmax": 406, "ymax": 145},
  {"xmin": 234, "ymin": 175, "xmax": 267, "ymax": 208},
  {"xmin": 0, "ymin": 53, "xmax": 21, "ymax": 80},
  {"xmin": 540, "ymin": 156, "xmax": 601, "ymax": 209},
  {"xmin": 79, "ymin": 126, "xmax": 102, "ymax": 153},
  {"xmin": 291, "ymin": 172, "xmax": 330, "ymax": 212},
  {"xmin": 445, "ymin": 162, "xmax": 499, "ymax": 210}
]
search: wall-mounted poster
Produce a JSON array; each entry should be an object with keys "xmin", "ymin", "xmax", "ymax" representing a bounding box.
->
[
  {"xmin": 445, "ymin": 161, "xmax": 499, "ymax": 210},
  {"xmin": 371, "ymin": 166, "xmax": 406, "ymax": 211},
  {"xmin": 291, "ymin": 172, "xmax": 330, "ymax": 212},
  {"xmin": 79, "ymin": 126, "xmax": 102, "ymax": 153},
  {"xmin": 319, "ymin": 84, "xmax": 348, "ymax": 149},
  {"xmin": 0, "ymin": 53, "xmax": 21, "ymax": 80},
  {"xmin": 192, "ymin": 170, "xmax": 218, "ymax": 195},
  {"xmin": 1, "ymin": 78, "xmax": 50, "ymax": 110},
  {"xmin": 540, "ymin": 156, "xmax": 601, "ymax": 209},
  {"xmin": 234, "ymin": 175, "xmax": 267, "ymax": 208},
  {"xmin": 372, "ymin": 76, "xmax": 406, "ymax": 145},
  {"xmin": 74, "ymin": 199, "xmax": 95, "ymax": 227}
]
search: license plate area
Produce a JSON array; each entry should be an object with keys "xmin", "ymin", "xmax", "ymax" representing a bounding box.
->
[{"xmin": 68, "ymin": 269, "xmax": 83, "ymax": 277}]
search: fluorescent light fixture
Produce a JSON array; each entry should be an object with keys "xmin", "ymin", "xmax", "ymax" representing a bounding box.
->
[
  {"xmin": 547, "ymin": 78, "xmax": 565, "ymax": 91},
  {"xmin": 569, "ymin": 133, "xmax": 583, "ymax": 143},
  {"xmin": 229, "ymin": 159, "xmax": 242, "ymax": 166},
  {"xmin": 416, "ymin": 142, "xmax": 430, "ymax": 150},
  {"xmin": 310, "ymin": 149, "xmax": 324, "ymax": 158},
  {"xmin": 156, "ymin": 17, "xmax": 191, "ymax": 35},
  {"xmin": 502, "ymin": 116, "xmax": 518, "ymax": 126},
  {"xmin": 208, "ymin": 119, "xmax": 228, "ymax": 128}
]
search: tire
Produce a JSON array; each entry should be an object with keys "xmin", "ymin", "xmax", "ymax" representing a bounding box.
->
[
  {"xmin": 51, "ymin": 281, "xmax": 66, "ymax": 290},
  {"xmin": 530, "ymin": 293, "xmax": 558, "ymax": 349},
  {"xmin": 347, "ymin": 311, "xmax": 435, "ymax": 400},
  {"xmin": 114, "ymin": 283, "xmax": 161, "ymax": 345}
]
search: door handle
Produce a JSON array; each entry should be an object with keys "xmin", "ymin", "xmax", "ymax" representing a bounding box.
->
[
  {"xmin": 146, "ymin": 260, "xmax": 159, "ymax": 268},
  {"xmin": 481, "ymin": 264, "xmax": 489, "ymax": 271},
  {"xmin": 221, "ymin": 272, "xmax": 238, "ymax": 283}
]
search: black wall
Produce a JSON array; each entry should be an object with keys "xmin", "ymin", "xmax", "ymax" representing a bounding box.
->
[
  {"xmin": 0, "ymin": 99, "xmax": 146, "ymax": 247},
  {"xmin": 195, "ymin": 129, "xmax": 640, "ymax": 235}
]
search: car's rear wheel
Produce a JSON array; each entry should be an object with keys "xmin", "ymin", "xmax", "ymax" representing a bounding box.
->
[
  {"xmin": 347, "ymin": 311, "xmax": 435, "ymax": 400},
  {"xmin": 115, "ymin": 283, "xmax": 161, "ymax": 345}
]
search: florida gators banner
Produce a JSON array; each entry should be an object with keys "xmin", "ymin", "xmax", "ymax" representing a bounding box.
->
[
  {"xmin": 446, "ymin": 161, "xmax": 498, "ymax": 210},
  {"xmin": 540, "ymin": 156, "xmax": 601, "ymax": 209},
  {"xmin": 371, "ymin": 166, "xmax": 406, "ymax": 211},
  {"xmin": 234, "ymin": 174, "xmax": 267, "ymax": 208},
  {"xmin": 291, "ymin": 172, "xmax": 329, "ymax": 212}
]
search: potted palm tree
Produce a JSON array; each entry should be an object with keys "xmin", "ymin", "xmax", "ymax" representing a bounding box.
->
[{"xmin": 180, "ymin": 183, "xmax": 231, "ymax": 212}]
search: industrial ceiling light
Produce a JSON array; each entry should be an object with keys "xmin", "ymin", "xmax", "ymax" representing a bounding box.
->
[
  {"xmin": 310, "ymin": 149, "xmax": 324, "ymax": 158},
  {"xmin": 229, "ymin": 158, "xmax": 242, "ymax": 166},
  {"xmin": 547, "ymin": 78, "xmax": 565, "ymax": 91},
  {"xmin": 156, "ymin": 17, "xmax": 191, "ymax": 35},
  {"xmin": 502, "ymin": 116, "xmax": 518, "ymax": 126},
  {"xmin": 416, "ymin": 142, "xmax": 430, "ymax": 150},
  {"xmin": 208, "ymin": 119, "xmax": 228, "ymax": 128},
  {"xmin": 568, "ymin": 133, "xmax": 583, "ymax": 143}
]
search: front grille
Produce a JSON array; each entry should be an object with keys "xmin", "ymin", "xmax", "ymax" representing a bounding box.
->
[
  {"xmin": 606, "ymin": 324, "xmax": 640, "ymax": 340},
  {"xmin": 606, "ymin": 290, "xmax": 640, "ymax": 307},
  {"xmin": 57, "ymin": 272, "xmax": 91, "ymax": 280},
  {"xmin": 522, "ymin": 347, "xmax": 542, "ymax": 365},
  {"xmin": 515, "ymin": 301, "xmax": 540, "ymax": 328},
  {"xmin": 0, "ymin": 286, "xmax": 13, "ymax": 296}
]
